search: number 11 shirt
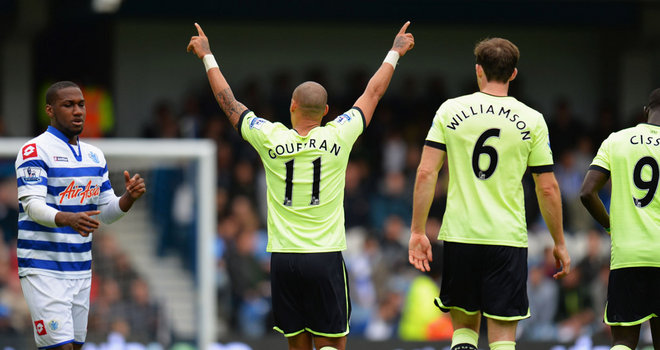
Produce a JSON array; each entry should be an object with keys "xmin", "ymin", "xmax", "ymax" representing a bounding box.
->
[
  {"xmin": 425, "ymin": 92, "xmax": 554, "ymax": 248},
  {"xmin": 239, "ymin": 108, "xmax": 365, "ymax": 253}
]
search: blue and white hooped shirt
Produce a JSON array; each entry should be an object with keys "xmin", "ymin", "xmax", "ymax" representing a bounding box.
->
[{"xmin": 15, "ymin": 126, "xmax": 116, "ymax": 279}]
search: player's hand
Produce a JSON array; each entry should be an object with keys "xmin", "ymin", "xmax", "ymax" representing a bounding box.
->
[
  {"xmin": 552, "ymin": 243, "xmax": 571, "ymax": 279},
  {"xmin": 408, "ymin": 232, "xmax": 432, "ymax": 272},
  {"xmin": 58, "ymin": 211, "xmax": 101, "ymax": 237},
  {"xmin": 391, "ymin": 21, "xmax": 415, "ymax": 57},
  {"xmin": 124, "ymin": 170, "xmax": 146, "ymax": 200},
  {"xmin": 187, "ymin": 23, "xmax": 212, "ymax": 59}
]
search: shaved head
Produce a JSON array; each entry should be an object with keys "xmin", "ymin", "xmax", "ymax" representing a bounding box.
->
[{"xmin": 292, "ymin": 81, "xmax": 327, "ymax": 117}]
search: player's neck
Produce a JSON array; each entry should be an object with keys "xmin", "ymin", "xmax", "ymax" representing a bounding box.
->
[
  {"xmin": 293, "ymin": 120, "xmax": 320, "ymax": 136},
  {"xmin": 647, "ymin": 114, "xmax": 660, "ymax": 126},
  {"xmin": 479, "ymin": 82, "xmax": 509, "ymax": 97}
]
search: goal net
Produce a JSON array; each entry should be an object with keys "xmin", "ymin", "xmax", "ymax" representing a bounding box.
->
[{"xmin": 0, "ymin": 138, "xmax": 216, "ymax": 349}]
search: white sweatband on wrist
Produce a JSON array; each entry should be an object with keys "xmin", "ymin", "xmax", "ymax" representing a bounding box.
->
[
  {"xmin": 203, "ymin": 54, "xmax": 218, "ymax": 72},
  {"xmin": 383, "ymin": 50, "xmax": 400, "ymax": 69},
  {"xmin": 22, "ymin": 195, "xmax": 58, "ymax": 227},
  {"xmin": 98, "ymin": 195, "xmax": 127, "ymax": 224}
]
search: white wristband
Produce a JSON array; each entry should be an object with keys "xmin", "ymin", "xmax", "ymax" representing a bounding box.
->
[
  {"xmin": 383, "ymin": 50, "xmax": 400, "ymax": 69},
  {"xmin": 202, "ymin": 54, "xmax": 218, "ymax": 72}
]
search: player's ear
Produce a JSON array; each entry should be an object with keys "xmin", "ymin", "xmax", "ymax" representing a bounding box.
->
[
  {"xmin": 509, "ymin": 68, "xmax": 518, "ymax": 82},
  {"xmin": 322, "ymin": 104, "xmax": 329, "ymax": 117},
  {"xmin": 290, "ymin": 99, "xmax": 297, "ymax": 114},
  {"xmin": 475, "ymin": 64, "xmax": 484, "ymax": 79},
  {"xmin": 45, "ymin": 104, "xmax": 54, "ymax": 118}
]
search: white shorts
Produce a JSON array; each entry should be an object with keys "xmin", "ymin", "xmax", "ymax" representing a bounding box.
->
[{"xmin": 20, "ymin": 274, "xmax": 91, "ymax": 349}]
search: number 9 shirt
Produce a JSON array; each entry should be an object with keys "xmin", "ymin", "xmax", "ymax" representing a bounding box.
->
[{"xmin": 589, "ymin": 123, "xmax": 660, "ymax": 270}]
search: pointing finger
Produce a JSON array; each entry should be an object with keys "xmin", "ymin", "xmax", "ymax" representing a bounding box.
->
[
  {"xmin": 124, "ymin": 170, "xmax": 130, "ymax": 183},
  {"xmin": 398, "ymin": 21, "xmax": 410, "ymax": 34},
  {"xmin": 195, "ymin": 22, "xmax": 206, "ymax": 37}
]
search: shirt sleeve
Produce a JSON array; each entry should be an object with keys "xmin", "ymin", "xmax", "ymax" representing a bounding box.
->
[
  {"xmin": 425, "ymin": 104, "xmax": 447, "ymax": 150},
  {"xmin": 239, "ymin": 110, "xmax": 279, "ymax": 154},
  {"xmin": 527, "ymin": 115, "xmax": 554, "ymax": 169},
  {"xmin": 15, "ymin": 142, "xmax": 49, "ymax": 199},
  {"xmin": 21, "ymin": 195, "xmax": 58, "ymax": 227},
  {"xmin": 590, "ymin": 134, "xmax": 612, "ymax": 172},
  {"xmin": 325, "ymin": 107, "xmax": 365, "ymax": 146},
  {"xmin": 98, "ymin": 195, "xmax": 127, "ymax": 224}
]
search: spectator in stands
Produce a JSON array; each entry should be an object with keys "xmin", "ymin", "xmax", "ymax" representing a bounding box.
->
[{"xmin": 521, "ymin": 263, "xmax": 559, "ymax": 341}]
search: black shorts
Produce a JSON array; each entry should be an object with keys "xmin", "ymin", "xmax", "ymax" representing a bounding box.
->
[
  {"xmin": 270, "ymin": 252, "xmax": 351, "ymax": 337},
  {"xmin": 436, "ymin": 241, "xmax": 530, "ymax": 320},
  {"xmin": 605, "ymin": 267, "xmax": 660, "ymax": 326}
]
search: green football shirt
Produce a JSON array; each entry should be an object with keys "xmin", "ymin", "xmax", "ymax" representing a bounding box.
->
[
  {"xmin": 426, "ymin": 92, "xmax": 554, "ymax": 247},
  {"xmin": 239, "ymin": 108, "xmax": 365, "ymax": 253},
  {"xmin": 590, "ymin": 123, "xmax": 660, "ymax": 269}
]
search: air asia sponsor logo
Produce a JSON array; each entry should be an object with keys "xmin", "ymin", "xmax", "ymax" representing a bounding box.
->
[
  {"xmin": 22, "ymin": 143, "xmax": 38, "ymax": 160},
  {"xmin": 59, "ymin": 180, "xmax": 101, "ymax": 204},
  {"xmin": 35, "ymin": 320, "xmax": 47, "ymax": 335}
]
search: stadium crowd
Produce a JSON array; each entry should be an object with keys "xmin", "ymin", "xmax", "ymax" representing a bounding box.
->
[{"xmin": 0, "ymin": 67, "xmax": 653, "ymax": 346}]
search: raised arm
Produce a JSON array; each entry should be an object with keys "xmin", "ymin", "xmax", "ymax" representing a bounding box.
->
[
  {"xmin": 187, "ymin": 23, "xmax": 247, "ymax": 129},
  {"xmin": 579, "ymin": 169, "xmax": 611, "ymax": 230},
  {"xmin": 354, "ymin": 21, "xmax": 415, "ymax": 126},
  {"xmin": 533, "ymin": 172, "xmax": 571, "ymax": 279}
]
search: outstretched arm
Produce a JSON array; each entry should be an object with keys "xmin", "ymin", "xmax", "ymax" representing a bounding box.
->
[
  {"xmin": 187, "ymin": 23, "xmax": 247, "ymax": 129},
  {"xmin": 354, "ymin": 21, "xmax": 415, "ymax": 126},
  {"xmin": 533, "ymin": 172, "xmax": 571, "ymax": 279}
]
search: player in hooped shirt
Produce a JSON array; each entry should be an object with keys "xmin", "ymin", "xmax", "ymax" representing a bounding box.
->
[{"xmin": 15, "ymin": 81, "xmax": 146, "ymax": 350}]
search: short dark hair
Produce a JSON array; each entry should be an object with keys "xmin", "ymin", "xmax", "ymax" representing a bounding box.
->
[
  {"xmin": 45, "ymin": 81, "xmax": 80, "ymax": 105},
  {"xmin": 474, "ymin": 38, "xmax": 520, "ymax": 83},
  {"xmin": 647, "ymin": 88, "xmax": 660, "ymax": 111}
]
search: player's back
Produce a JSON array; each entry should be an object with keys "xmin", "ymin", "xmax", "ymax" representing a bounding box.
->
[
  {"xmin": 428, "ymin": 92, "xmax": 553, "ymax": 247},
  {"xmin": 240, "ymin": 108, "xmax": 364, "ymax": 253},
  {"xmin": 592, "ymin": 123, "xmax": 660, "ymax": 269}
]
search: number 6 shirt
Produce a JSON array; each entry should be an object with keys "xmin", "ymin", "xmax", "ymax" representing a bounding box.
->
[
  {"xmin": 589, "ymin": 123, "xmax": 660, "ymax": 269},
  {"xmin": 239, "ymin": 108, "xmax": 365, "ymax": 253},
  {"xmin": 425, "ymin": 92, "xmax": 554, "ymax": 248}
]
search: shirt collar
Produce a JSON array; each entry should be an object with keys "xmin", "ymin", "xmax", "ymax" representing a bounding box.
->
[
  {"xmin": 47, "ymin": 125, "xmax": 79, "ymax": 145},
  {"xmin": 46, "ymin": 126, "xmax": 82, "ymax": 161}
]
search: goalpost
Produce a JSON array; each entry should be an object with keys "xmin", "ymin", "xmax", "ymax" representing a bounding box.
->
[{"xmin": 0, "ymin": 138, "xmax": 217, "ymax": 350}]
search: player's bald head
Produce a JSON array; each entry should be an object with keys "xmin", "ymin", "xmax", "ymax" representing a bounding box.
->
[{"xmin": 292, "ymin": 81, "xmax": 327, "ymax": 117}]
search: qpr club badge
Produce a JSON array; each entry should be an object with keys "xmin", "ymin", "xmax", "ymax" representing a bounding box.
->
[{"xmin": 88, "ymin": 151, "xmax": 99, "ymax": 163}]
